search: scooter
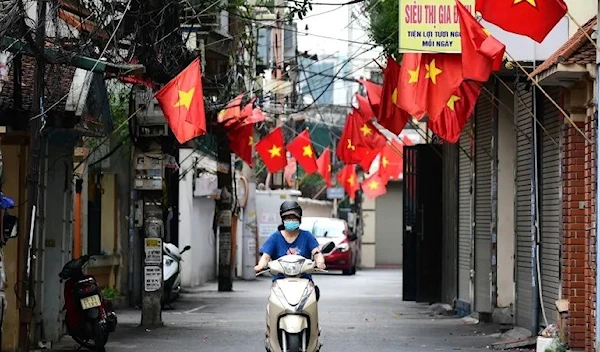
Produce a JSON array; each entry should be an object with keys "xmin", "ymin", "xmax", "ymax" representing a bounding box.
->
[
  {"xmin": 59, "ymin": 255, "xmax": 117, "ymax": 351},
  {"xmin": 258, "ymin": 242, "xmax": 336, "ymax": 352},
  {"xmin": 162, "ymin": 243, "xmax": 191, "ymax": 305}
]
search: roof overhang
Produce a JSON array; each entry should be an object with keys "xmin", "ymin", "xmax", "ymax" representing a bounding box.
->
[{"xmin": 534, "ymin": 63, "xmax": 593, "ymax": 87}]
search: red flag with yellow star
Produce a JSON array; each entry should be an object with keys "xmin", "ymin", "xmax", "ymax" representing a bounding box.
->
[
  {"xmin": 286, "ymin": 130, "xmax": 319, "ymax": 174},
  {"xmin": 361, "ymin": 173, "xmax": 387, "ymax": 199},
  {"xmin": 378, "ymin": 140, "xmax": 404, "ymax": 184},
  {"xmin": 379, "ymin": 57, "xmax": 410, "ymax": 135},
  {"xmin": 396, "ymin": 53, "xmax": 463, "ymax": 122},
  {"xmin": 256, "ymin": 127, "xmax": 287, "ymax": 173},
  {"xmin": 336, "ymin": 112, "xmax": 368, "ymax": 165},
  {"xmin": 218, "ymin": 93, "xmax": 244, "ymax": 125},
  {"xmin": 351, "ymin": 112, "xmax": 387, "ymax": 151},
  {"xmin": 429, "ymin": 81, "xmax": 482, "ymax": 144},
  {"xmin": 354, "ymin": 94, "xmax": 377, "ymax": 121},
  {"xmin": 227, "ymin": 123, "xmax": 254, "ymax": 166},
  {"xmin": 317, "ymin": 147, "xmax": 332, "ymax": 187},
  {"xmin": 155, "ymin": 58, "xmax": 206, "ymax": 144},
  {"xmin": 476, "ymin": 0, "xmax": 567, "ymax": 43},
  {"xmin": 456, "ymin": 0, "xmax": 506, "ymax": 82},
  {"xmin": 358, "ymin": 79, "xmax": 382, "ymax": 116},
  {"xmin": 337, "ymin": 164, "xmax": 359, "ymax": 199}
]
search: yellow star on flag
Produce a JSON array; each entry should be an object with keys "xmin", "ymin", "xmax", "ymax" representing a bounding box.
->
[
  {"xmin": 514, "ymin": 0, "xmax": 536, "ymax": 6},
  {"xmin": 408, "ymin": 67, "xmax": 420, "ymax": 84},
  {"xmin": 346, "ymin": 139, "xmax": 356, "ymax": 151},
  {"xmin": 268, "ymin": 145, "xmax": 282, "ymax": 158},
  {"xmin": 425, "ymin": 59, "xmax": 442, "ymax": 84},
  {"xmin": 347, "ymin": 175, "xmax": 355, "ymax": 186},
  {"xmin": 482, "ymin": 27, "xmax": 491, "ymax": 37},
  {"xmin": 447, "ymin": 95, "xmax": 461, "ymax": 111},
  {"xmin": 173, "ymin": 87, "xmax": 195, "ymax": 109},
  {"xmin": 302, "ymin": 145, "xmax": 313, "ymax": 158},
  {"xmin": 360, "ymin": 124, "xmax": 372, "ymax": 136},
  {"xmin": 382, "ymin": 156, "xmax": 389, "ymax": 168},
  {"xmin": 391, "ymin": 88, "xmax": 398, "ymax": 104},
  {"xmin": 368, "ymin": 181, "xmax": 379, "ymax": 190},
  {"xmin": 248, "ymin": 136, "xmax": 254, "ymax": 146},
  {"xmin": 327, "ymin": 165, "xmax": 331, "ymax": 172}
]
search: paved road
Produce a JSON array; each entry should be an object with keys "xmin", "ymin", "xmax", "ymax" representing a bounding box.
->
[{"xmin": 50, "ymin": 269, "xmax": 500, "ymax": 351}]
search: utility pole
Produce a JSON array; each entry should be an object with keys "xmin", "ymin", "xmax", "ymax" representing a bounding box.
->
[
  {"xmin": 20, "ymin": 0, "xmax": 46, "ymax": 348},
  {"xmin": 216, "ymin": 128, "xmax": 234, "ymax": 291}
]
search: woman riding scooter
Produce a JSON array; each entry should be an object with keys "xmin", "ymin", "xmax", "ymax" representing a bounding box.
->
[{"xmin": 255, "ymin": 201, "xmax": 326, "ymax": 297}]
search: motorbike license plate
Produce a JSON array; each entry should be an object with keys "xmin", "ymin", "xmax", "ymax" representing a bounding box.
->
[{"xmin": 80, "ymin": 295, "xmax": 101, "ymax": 310}]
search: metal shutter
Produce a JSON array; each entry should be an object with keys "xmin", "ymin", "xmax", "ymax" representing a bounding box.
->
[
  {"xmin": 458, "ymin": 119, "xmax": 474, "ymax": 304},
  {"xmin": 474, "ymin": 91, "xmax": 493, "ymax": 313},
  {"xmin": 539, "ymin": 87, "xmax": 562, "ymax": 325},
  {"xmin": 515, "ymin": 83, "xmax": 534, "ymax": 329},
  {"xmin": 441, "ymin": 143, "xmax": 458, "ymax": 304}
]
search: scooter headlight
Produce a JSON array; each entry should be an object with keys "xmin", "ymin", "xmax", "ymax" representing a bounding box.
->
[{"xmin": 280, "ymin": 260, "xmax": 304, "ymax": 276}]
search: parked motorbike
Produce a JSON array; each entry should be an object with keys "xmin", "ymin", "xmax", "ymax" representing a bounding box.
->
[
  {"xmin": 59, "ymin": 255, "xmax": 117, "ymax": 351},
  {"xmin": 258, "ymin": 241, "xmax": 336, "ymax": 352},
  {"xmin": 162, "ymin": 243, "xmax": 191, "ymax": 305}
]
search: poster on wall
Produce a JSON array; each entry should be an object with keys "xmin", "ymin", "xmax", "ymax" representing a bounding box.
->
[
  {"xmin": 399, "ymin": 0, "xmax": 475, "ymax": 53},
  {"xmin": 144, "ymin": 238, "xmax": 162, "ymax": 264},
  {"xmin": 144, "ymin": 266, "xmax": 162, "ymax": 292}
]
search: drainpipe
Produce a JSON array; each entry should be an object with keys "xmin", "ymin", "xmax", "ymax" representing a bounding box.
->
[
  {"xmin": 74, "ymin": 178, "xmax": 83, "ymax": 259},
  {"xmin": 595, "ymin": 4, "xmax": 600, "ymax": 346},
  {"xmin": 531, "ymin": 85, "xmax": 540, "ymax": 334}
]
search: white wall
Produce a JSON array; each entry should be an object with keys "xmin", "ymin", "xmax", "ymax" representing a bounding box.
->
[
  {"xmin": 297, "ymin": 197, "xmax": 333, "ymax": 217},
  {"xmin": 178, "ymin": 149, "xmax": 217, "ymax": 287},
  {"xmin": 497, "ymin": 83, "xmax": 516, "ymax": 308},
  {"xmin": 361, "ymin": 196, "xmax": 376, "ymax": 268}
]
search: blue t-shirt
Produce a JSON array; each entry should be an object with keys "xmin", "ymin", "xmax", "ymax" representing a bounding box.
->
[{"xmin": 260, "ymin": 229, "xmax": 319, "ymax": 280}]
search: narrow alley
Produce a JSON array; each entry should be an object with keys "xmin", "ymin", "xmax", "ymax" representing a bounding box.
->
[{"xmin": 47, "ymin": 270, "xmax": 499, "ymax": 352}]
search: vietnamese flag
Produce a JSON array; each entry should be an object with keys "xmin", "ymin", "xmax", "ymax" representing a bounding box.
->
[
  {"xmin": 429, "ymin": 81, "xmax": 482, "ymax": 144},
  {"xmin": 456, "ymin": 0, "xmax": 506, "ymax": 82},
  {"xmin": 337, "ymin": 164, "xmax": 359, "ymax": 199},
  {"xmin": 358, "ymin": 79, "xmax": 382, "ymax": 116},
  {"xmin": 354, "ymin": 94, "xmax": 377, "ymax": 121},
  {"xmin": 361, "ymin": 173, "xmax": 387, "ymax": 199},
  {"xmin": 396, "ymin": 53, "xmax": 463, "ymax": 122},
  {"xmin": 256, "ymin": 127, "xmax": 287, "ymax": 173},
  {"xmin": 476, "ymin": 0, "xmax": 567, "ymax": 43},
  {"xmin": 287, "ymin": 130, "xmax": 319, "ymax": 174},
  {"xmin": 336, "ymin": 112, "xmax": 367, "ymax": 165},
  {"xmin": 378, "ymin": 140, "xmax": 404, "ymax": 184},
  {"xmin": 317, "ymin": 147, "xmax": 332, "ymax": 187},
  {"xmin": 155, "ymin": 58, "xmax": 206, "ymax": 144},
  {"xmin": 379, "ymin": 57, "xmax": 410, "ymax": 135},
  {"xmin": 227, "ymin": 123, "xmax": 254, "ymax": 166},
  {"xmin": 218, "ymin": 93, "xmax": 244, "ymax": 125},
  {"xmin": 351, "ymin": 115, "xmax": 387, "ymax": 151}
]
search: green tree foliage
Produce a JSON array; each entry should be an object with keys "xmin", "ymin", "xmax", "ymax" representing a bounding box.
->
[{"xmin": 365, "ymin": 0, "xmax": 400, "ymax": 57}]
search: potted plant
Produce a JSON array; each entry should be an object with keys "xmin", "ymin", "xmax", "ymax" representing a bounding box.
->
[{"xmin": 102, "ymin": 287, "xmax": 123, "ymax": 310}]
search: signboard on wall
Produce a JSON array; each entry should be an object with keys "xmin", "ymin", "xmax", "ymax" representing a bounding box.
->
[
  {"xmin": 144, "ymin": 266, "xmax": 162, "ymax": 292},
  {"xmin": 144, "ymin": 238, "xmax": 162, "ymax": 264},
  {"xmin": 399, "ymin": 0, "xmax": 475, "ymax": 53}
]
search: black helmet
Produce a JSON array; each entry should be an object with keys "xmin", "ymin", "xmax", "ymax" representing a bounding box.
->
[{"xmin": 280, "ymin": 200, "xmax": 302, "ymax": 219}]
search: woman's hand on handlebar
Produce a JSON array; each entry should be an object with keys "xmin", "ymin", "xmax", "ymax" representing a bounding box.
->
[{"xmin": 255, "ymin": 265, "xmax": 266, "ymax": 273}]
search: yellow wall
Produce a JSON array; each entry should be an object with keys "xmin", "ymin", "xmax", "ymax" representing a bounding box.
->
[{"xmin": 1, "ymin": 142, "xmax": 28, "ymax": 352}]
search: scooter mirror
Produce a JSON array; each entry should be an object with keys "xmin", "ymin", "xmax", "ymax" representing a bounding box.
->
[
  {"xmin": 181, "ymin": 245, "xmax": 191, "ymax": 254},
  {"xmin": 321, "ymin": 241, "xmax": 335, "ymax": 254}
]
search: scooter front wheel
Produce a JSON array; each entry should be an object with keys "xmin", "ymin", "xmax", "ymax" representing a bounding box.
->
[{"xmin": 287, "ymin": 333, "xmax": 302, "ymax": 352}]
